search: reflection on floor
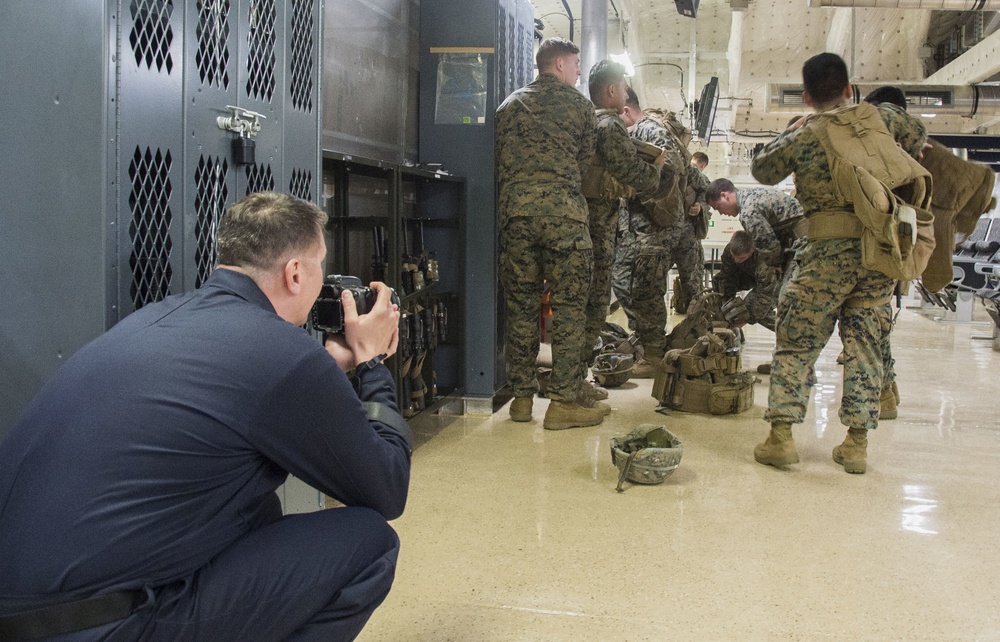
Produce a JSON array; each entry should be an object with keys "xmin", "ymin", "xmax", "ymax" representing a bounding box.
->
[{"xmin": 358, "ymin": 299, "xmax": 1000, "ymax": 641}]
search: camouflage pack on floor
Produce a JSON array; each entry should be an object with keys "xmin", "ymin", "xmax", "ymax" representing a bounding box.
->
[{"xmin": 652, "ymin": 327, "xmax": 756, "ymax": 414}]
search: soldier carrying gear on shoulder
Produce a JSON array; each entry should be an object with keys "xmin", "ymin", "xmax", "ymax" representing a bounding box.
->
[
  {"xmin": 609, "ymin": 88, "xmax": 689, "ymax": 379},
  {"xmin": 750, "ymin": 53, "xmax": 928, "ymax": 475},
  {"xmin": 579, "ymin": 59, "xmax": 663, "ymax": 402}
]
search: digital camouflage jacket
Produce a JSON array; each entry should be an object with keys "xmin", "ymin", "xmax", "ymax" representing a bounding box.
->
[{"xmin": 495, "ymin": 73, "xmax": 597, "ymax": 227}]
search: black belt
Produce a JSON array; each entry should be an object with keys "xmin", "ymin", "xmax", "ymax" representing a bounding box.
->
[{"xmin": 0, "ymin": 590, "xmax": 145, "ymax": 641}]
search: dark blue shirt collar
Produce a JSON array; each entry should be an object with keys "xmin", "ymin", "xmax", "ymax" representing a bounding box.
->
[{"xmin": 203, "ymin": 268, "xmax": 278, "ymax": 316}]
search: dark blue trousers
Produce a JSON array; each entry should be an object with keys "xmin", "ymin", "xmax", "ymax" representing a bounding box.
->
[{"xmin": 53, "ymin": 505, "xmax": 399, "ymax": 642}]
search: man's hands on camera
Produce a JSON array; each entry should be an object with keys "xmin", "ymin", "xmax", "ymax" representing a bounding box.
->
[{"xmin": 325, "ymin": 282, "xmax": 400, "ymax": 372}]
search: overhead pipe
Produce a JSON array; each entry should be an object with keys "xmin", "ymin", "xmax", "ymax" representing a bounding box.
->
[
  {"xmin": 561, "ymin": 0, "xmax": 575, "ymax": 42},
  {"xmin": 581, "ymin": 0, "xmax": 609, "ymax": 94},
  {"xmin": 807, "ymin": 0, "xmax": 1000, "ymax": 9},
  {"xmin": 767, "ymin": 83, "xmax": 1000, "ymax": 116}
]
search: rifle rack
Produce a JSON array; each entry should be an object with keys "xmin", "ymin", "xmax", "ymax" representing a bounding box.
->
[{"xmin": 322, "ymin": 151, "xmax": 466, "ymax": 419}]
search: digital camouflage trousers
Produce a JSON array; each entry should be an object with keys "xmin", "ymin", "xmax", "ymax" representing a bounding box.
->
[
  {"xmin": 583, "ymin": 198, "xmax": 621, "ymax": 367},
  {"xmin": 500, "ymin": 216, "xmax": 593, "ymax": 402},
  {"xmin": 766, "ymin": 238, "xmax": 894, "ymax": 430}
]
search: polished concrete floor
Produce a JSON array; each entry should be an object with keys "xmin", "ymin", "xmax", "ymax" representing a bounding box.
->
[{"xmin": 358, "ymin": 297, "xmax": 1000, "ymax": 641}]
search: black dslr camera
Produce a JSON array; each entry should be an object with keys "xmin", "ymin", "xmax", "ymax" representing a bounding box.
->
[{"xmin": 311, "ymin": 275, "xmax": 399, "ymax": 334}]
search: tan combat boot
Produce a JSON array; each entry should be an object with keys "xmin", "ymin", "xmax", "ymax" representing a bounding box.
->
[
  {"xmin": 753, "ymin": 422, "xmax": 799, "ymax": 467},
  {"xmin": 879, "ymin": 386, "xmax": 897, "ymax": 420},
  {"xmin": 631, "ymin": 350, "xmax": 664, "ymax": 379},
  {"xmin": 891, "ymin": 380, "xmax": 900, "ymax": 405},
  {"xmin": 510, "ymin": 397, "xmax": 533, "ymax": 422},
  {"xmin": 577, "ymin": 395, "xmax": 611, "ymax": 416},
  {"xmin": 832, "ymin": 428, "xmax": 868, "ymax": 474},
  {"xmin": 543, "ymin": 401, "xmax": 605, "ymax": 430},
  {"xmin": 580, "ymin": 379, "xmax": 609, "ymax": 401}
]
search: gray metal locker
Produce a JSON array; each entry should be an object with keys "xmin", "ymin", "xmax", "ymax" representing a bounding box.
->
[{"xmin": 0, "ymin": 0, "xmax": 322, "ymax": 437}]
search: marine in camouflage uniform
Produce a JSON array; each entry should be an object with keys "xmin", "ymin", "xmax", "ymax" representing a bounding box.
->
[
  {"xmin": 669, "ymin": 164, "xmax": 711, "ymax": 313},
  {"xmin": 614, "ymin": 111, "xmax": 687, "ymax": 361},
  {"xmin": 582, "ymin": 107, "xmax": 660, "ymax": 367},
  {"xmin": 715, "ymin": 240, "xmax": 779, "ymax": 331},
  {"xmin": 707, "ymin": 184, "xmax": 805, "ymax": 270},
  {"xmin": 611, "ymin": 202, "xmax": 638, "ymax": 326},
  {"xmin": 495, "ymin": 60, "xmax": 597, "ymax": 405},
  {"xmin": 751, "ymin": 55, "xmax": 927, "ymax": 472}
]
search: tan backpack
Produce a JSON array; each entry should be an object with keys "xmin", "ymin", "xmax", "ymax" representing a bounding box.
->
[
  {"xmin": 810, "ymin": 102, "xmax": 936, "ymax": 281},
  {"xmin": 633, "ymin": 109, "xmax": 692, "ymax": 228}
]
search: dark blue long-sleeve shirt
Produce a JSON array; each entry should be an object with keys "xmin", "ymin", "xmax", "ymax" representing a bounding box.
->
[{"xmin": 0, "ymin": 269, "xmax": 411, "ymax": 610}]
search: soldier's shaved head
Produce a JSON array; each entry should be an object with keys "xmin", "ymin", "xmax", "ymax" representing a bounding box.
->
[
  {"xmin": 536, "ymin": 38, "xmax": 580, "ymax": 73},
  {"xmin": 588, "ymin": 60, "xmax": 626, "ymax": 101},
  {"xmin": 625, "ymin": 86, "xmax": 641, "ymax": 111},
  {"xmin": 802, "ymin": 53, "xmax": 849, "ymax": 106},
  {"xmin": 728, "ymin": 230, "xmax": 755, "ymax": 259}
]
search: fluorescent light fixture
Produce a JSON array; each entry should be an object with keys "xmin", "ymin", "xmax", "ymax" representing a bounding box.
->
[
  {"xmin": 920, "ymin": 113, "xmax": 936, "ymax": 118},
  {"xmin": 610, "ymin": 52, "xmax": 636, "ymax": 77}
]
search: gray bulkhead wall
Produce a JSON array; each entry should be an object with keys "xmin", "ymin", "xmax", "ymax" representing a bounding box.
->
[
  {"xmin": 322, "ymin": 0, "xmax": 419, "ymax": 163},
  {"xmin": 0, "ymin": 1, "xmax": 109, "ymax": 438}
]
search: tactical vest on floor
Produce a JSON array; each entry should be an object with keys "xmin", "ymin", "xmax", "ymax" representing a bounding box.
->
[{"xmin": 651, "ymin": 328, "xmax": 756, "ymax": 415}]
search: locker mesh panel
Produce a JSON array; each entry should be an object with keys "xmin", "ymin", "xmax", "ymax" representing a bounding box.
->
[
  {"xmin": 245, "ymin": 163, "xmax": 275, "ymax": 196},
  {"xmin": 194, "ymin": 155, "xmax": 229, "ymax": 287},
  {"xmin": 518, "ymin": 22, "xmax": 530, "ymax": 87},
  {"xmin": 129, "ymin": 0, "xmax": 174, "ymax": 74},
  {"xmin": 196, "ymin": 0, "xmax": 231, "ymax": 89},
  {"xmin": 497, "ymin": 5, "xmax": 508, "ymax": 99},
  {"xmin": 246, "ymin": 0, "xmax": 277, "ymax": 103},
  {"xmin": 289, "ymin": 0, "xmax": 314, "ymax": 112},
  {"xmin": 289, "ymin": 169, "xmax": 313, "ymax": 201},
  {"xmin": 128, "ymin": 147, "xmax": 174, "ymax": 309}
]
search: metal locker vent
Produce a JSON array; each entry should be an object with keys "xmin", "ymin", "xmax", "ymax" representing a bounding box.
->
[
  {"xmin": 128, "ymin": 146, "xmax": 174, "ymax": 309},
  {"xmin": 497, "ymin": 6, "xmax": 508, "ymax": 98},
  {"xmin": 196, "ymin": 0, "xmax": 231, "ymax": 89},
  {"xmin": 517, "ymin": 22, "xmax": 529, "ymax": 87},
  {"xmin": 129, "ymin": 0, "xmax": 175, "ymax": 74},
  {"xmin": 289, "ymin": 0, "xmax": 314, "ymax": 112},
  {"xmin": 288, "ymin": 168, "xmax": 312, "ymax": 201},
  {"xmin": 245, "ymin": 163, "xmax": 275, "ymax": 196},
  {"xmin": 246, "ymin": 0, "xmax": 277, "ymax": 103},
  {"xmin": 194, "ymin": 155, "xmax": 229, "ymax": 287}
]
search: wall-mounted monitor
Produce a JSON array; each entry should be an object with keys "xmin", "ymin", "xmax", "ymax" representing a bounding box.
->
[{"xmin": 695, "ymin": 76, "xmax": 719, "ymax": 145}]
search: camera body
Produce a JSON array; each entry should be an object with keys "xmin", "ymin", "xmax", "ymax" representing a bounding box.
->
[{"xmin": 311, "ymin": 275, "xmax": 399, "ymax": 334}]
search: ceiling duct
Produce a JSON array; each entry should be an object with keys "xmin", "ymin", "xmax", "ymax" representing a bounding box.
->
[
  {"xmin": 767, "ymin": 83, "xmax": 1000, "ymax": 116},
  {"xmin": 806, "ymin": 0, "xmax": 1000, "ymax": 9}
]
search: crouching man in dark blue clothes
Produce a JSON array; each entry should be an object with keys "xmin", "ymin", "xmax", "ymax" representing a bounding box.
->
[{"xmin": 0, "ymin": 192, "xmax": 411, "ymax": 641}]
